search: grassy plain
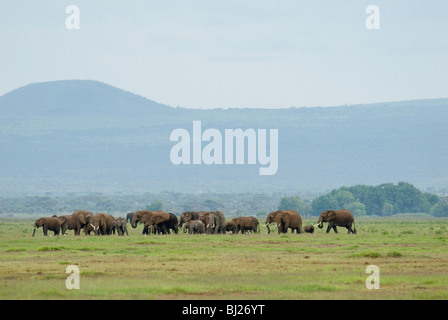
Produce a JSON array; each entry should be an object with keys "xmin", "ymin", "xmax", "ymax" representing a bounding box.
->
[{"xmin": 0, "ymin": 217, "xmax": 447, "ymax": 299}]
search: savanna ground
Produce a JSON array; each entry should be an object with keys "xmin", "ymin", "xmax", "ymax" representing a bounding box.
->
[{"xmin": 0, "ymin": 217, "xmax": 447, "ymax": 299}]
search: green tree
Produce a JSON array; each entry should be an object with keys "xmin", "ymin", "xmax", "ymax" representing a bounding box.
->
[
  {"xmin": 203, "ymin": 199, "xmax": 224, "ymax": 211},
  {"xmin": 278, "ymin": 196, "xmax": 305, "ymax": 214},
  {"xmin": 333, "ymin": 190, "xmax": 355, "ymax": 209},
  {"xmin": 381, "ymin": 202, "xmax": 395, "ymax": 216},
  {"xmin": 145, "ymin": 200, "xmax": 164, "ymax": 211},
  {"xmin": 311, "ymin": 194, "xmax": 339, "ymax": 216},
  {"xmin": 429, "ymin": 201, "xmax": 448, "ymax": 217},
  {"xmin": 347, "ymin": 201, "xmax": 367, "ymax": 216}
]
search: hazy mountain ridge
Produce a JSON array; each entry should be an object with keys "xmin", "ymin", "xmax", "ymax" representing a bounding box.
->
[{"xmin": 1, "ymin": 80, "xmax": 447, "ymax": 196}]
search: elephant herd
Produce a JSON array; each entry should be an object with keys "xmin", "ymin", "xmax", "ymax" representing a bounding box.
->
[
  {"xmin": 32, "ymin": 209, "xmax": 357, "ymax": 237},
  {"xmin": 32, "ymin": 210, "xmax": 129, "ymax": 237}
]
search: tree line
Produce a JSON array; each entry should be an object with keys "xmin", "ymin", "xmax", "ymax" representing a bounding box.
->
[
  {"xmin": 280, "ymin": 182, "xmax": 447, "ymax": 217},
  {"xmin": 1, "ymin": 182, "xmax": 447, "ymax": 217}
]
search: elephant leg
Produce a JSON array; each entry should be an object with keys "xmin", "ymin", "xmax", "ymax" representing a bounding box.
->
[
  {"xmin": 332, "ymin": 226, "xmax": 338, "ymax": 233},
  {"xmin": 43, "ymin": 226, "xmax": 48, "ymax": 236},
  {"xmin": 348, "ymin": 225, "xmax": 356, "ymax": 234},
  {"xmin": 326, "ymin": 225, "xmax": 332, "ymax": 233}
]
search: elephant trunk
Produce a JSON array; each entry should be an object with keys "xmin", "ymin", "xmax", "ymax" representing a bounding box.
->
[
  {"xmin": 265, "ymin": 223, "xmax": 271, "ymax": 234},
  {"xmin": 32, "ymin": 225, "xmax": 36, "ymax": 237}
]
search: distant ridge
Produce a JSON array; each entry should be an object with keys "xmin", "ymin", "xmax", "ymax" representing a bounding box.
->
[
  {"xmin": 0, "ymin": 79, "xmax": 173, "ymax": 117},
  {"xmin": 0, "ymin": 80, "xmax": 447, "ymax": 195}
]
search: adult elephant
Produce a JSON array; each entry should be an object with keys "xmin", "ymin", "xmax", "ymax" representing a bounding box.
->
[
  {"xmin": 316, "ymin": 209, "xmax": 357, "ymax": 234},
  {"xmin": 131, "ymin": 210, "xmax": 167, "ymax": 234},
  {"xmin": 57, "ymin": 215, "xmax": 76, "ymax": 235},
  {"xmin": 90, "ymin": 213, "xmax": 116, "ymax": 235},
  {"xmin": 205, "ymin": 213, "xmax": 218, "ymax": 234},
  {"xmin": 178, "ymin": 211, "xmax": 206, "ymax": 228},
  {"xmin": 265, "ymin": 210, "xmax": 302, "ymax": 234},
  {"xmin": 131, "ymin": 211, "xmax": 158, "ymax": 228},
  {"xmin": 32, "ymin": 217, "xmax": 61, "ymax": 236},
  {"xmin": 146, "ymin": 212, "xmax": 179, "ymax": 234},
  {"xmin": 71, "ymin": 210, "xmax": 93, "ymax": 236},
  {"xmin": 231, "ymin": 216, "xmax": 260, "ymax": 234},
  {"xmin": 163, "ymin": 213, "xmax": 179, "ymax": 234},
  {"xmin": 179, "ymin": 211, "xmax": 225, "ymax": 234}
]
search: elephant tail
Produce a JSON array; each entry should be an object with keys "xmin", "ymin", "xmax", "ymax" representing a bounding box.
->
[{"xmin": 353, "ymin": 220, "xmax": 357, "ymax": 234}]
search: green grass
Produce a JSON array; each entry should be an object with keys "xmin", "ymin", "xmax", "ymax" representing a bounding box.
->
[{"xmin": 1, "ymin": 217, "xmax": 448, "ymax": 299}]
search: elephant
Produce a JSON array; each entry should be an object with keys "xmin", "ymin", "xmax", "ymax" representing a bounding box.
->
[
  {"xmin": 115, "ymin": 217, "xmax": 129, "ymax": 236},
  {"xmin": 130, "ymin": 210, "xmax": 161, "ymax": 234},
  {"xmin": 223, "ymin": 221, "xmax": 237, "ymax": 234},
  {"xmin": 183, "ymin": 220, "xmax": 205, "ymax": 234},
  {"xmin": 205, "ymin": 213, "xmax": 218, "ymax": 234},
  {"xmin": 146, "ymin": 212, "xmax": 179, "ymax": 235},
  {"xmin": 162, "ymin": 213, "xmax": 179, "ymax": 234},
  {"xmin": 265, "ymin": 210, "xmax": 302, "ymax": 234},
  {"xmin": 126, "ymin": 212, "xmax": 134, "ymax": 223},
  {"xmin": 178, "ymin": 211, "xmax": 225, "ymax": 234},
  {"xmin": 89, "ymin": 213, "xmax": 116, "ymax": 235},
  {"xmin": 178, "ymin": 211, "xmax": 206, "ymax": 228},
  {"xmin": 71, "ymin": 210, "xmax": 93, "ymax": 235},
  {"xmin": 130, "ymin": 210, "xmax": 151, "ymax": 228},
  {"xmin": 32, "ymin": 217, "xmax": 61, "ymax": 236},
  {"xmin": 231, "ymin": 216, "xmax": 260, "ymax": 234},
  {"xmin": 316, "ymin": 209, "xmax": 357, "ymax": 234},
  {"xmin": 57, "ymin": 215, "xmax": 76, "ymax": 235},
  {"xmin": 303, "ymin": 225, "xmax": 315, "ymax": 233}
]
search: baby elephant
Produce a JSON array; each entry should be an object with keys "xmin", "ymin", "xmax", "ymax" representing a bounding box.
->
[
  {"xmin": 184, "ymin": 220, "xmax": 205, "ymax": 234},
  {"xmin": 115, "ymin": 217, "xmax": 129, "ymax": 236},
  {"xmin": 304, "ymin": 225, "xmax": 315, "ymax": 234}
]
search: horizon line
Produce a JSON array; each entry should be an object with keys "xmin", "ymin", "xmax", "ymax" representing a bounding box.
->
[{"xmin": 2, "ymin": 79, "xmax": 447, "ymax": 111}]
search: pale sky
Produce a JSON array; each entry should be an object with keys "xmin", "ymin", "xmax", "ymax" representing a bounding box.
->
[{"xmin": 0, "ymin": 0, "xmax": 447, "ymax": 108}]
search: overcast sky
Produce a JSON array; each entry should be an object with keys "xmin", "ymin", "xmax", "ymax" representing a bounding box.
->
[{"xmin": 0, "ymin": 0, "xmax": 447, "ymax": 108}]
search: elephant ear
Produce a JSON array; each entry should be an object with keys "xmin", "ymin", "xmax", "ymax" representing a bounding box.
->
[
  {"xmin": 153, "ymin": 215, "xmax": 164, "ymax": 225},
  {"xmin": 282, "ymin": 213, "xmax": 291, "ymax": 225},
  {"xmin": 327, "ymin": 210, "xmax": 336, "ymax": 220},
  {"xmin": 78, "ymin": 213, "xmax": 87, "ymax": 225}
]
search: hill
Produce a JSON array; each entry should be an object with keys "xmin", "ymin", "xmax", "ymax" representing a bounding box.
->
[{"xmin": 1, "ymin": 80, "xmax": 447, "ymax": 195}]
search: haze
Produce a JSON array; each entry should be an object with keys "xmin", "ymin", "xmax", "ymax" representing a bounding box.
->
[{"xmin": 0, "ymin": 0, "xmax": 447, "ymax": 108}]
